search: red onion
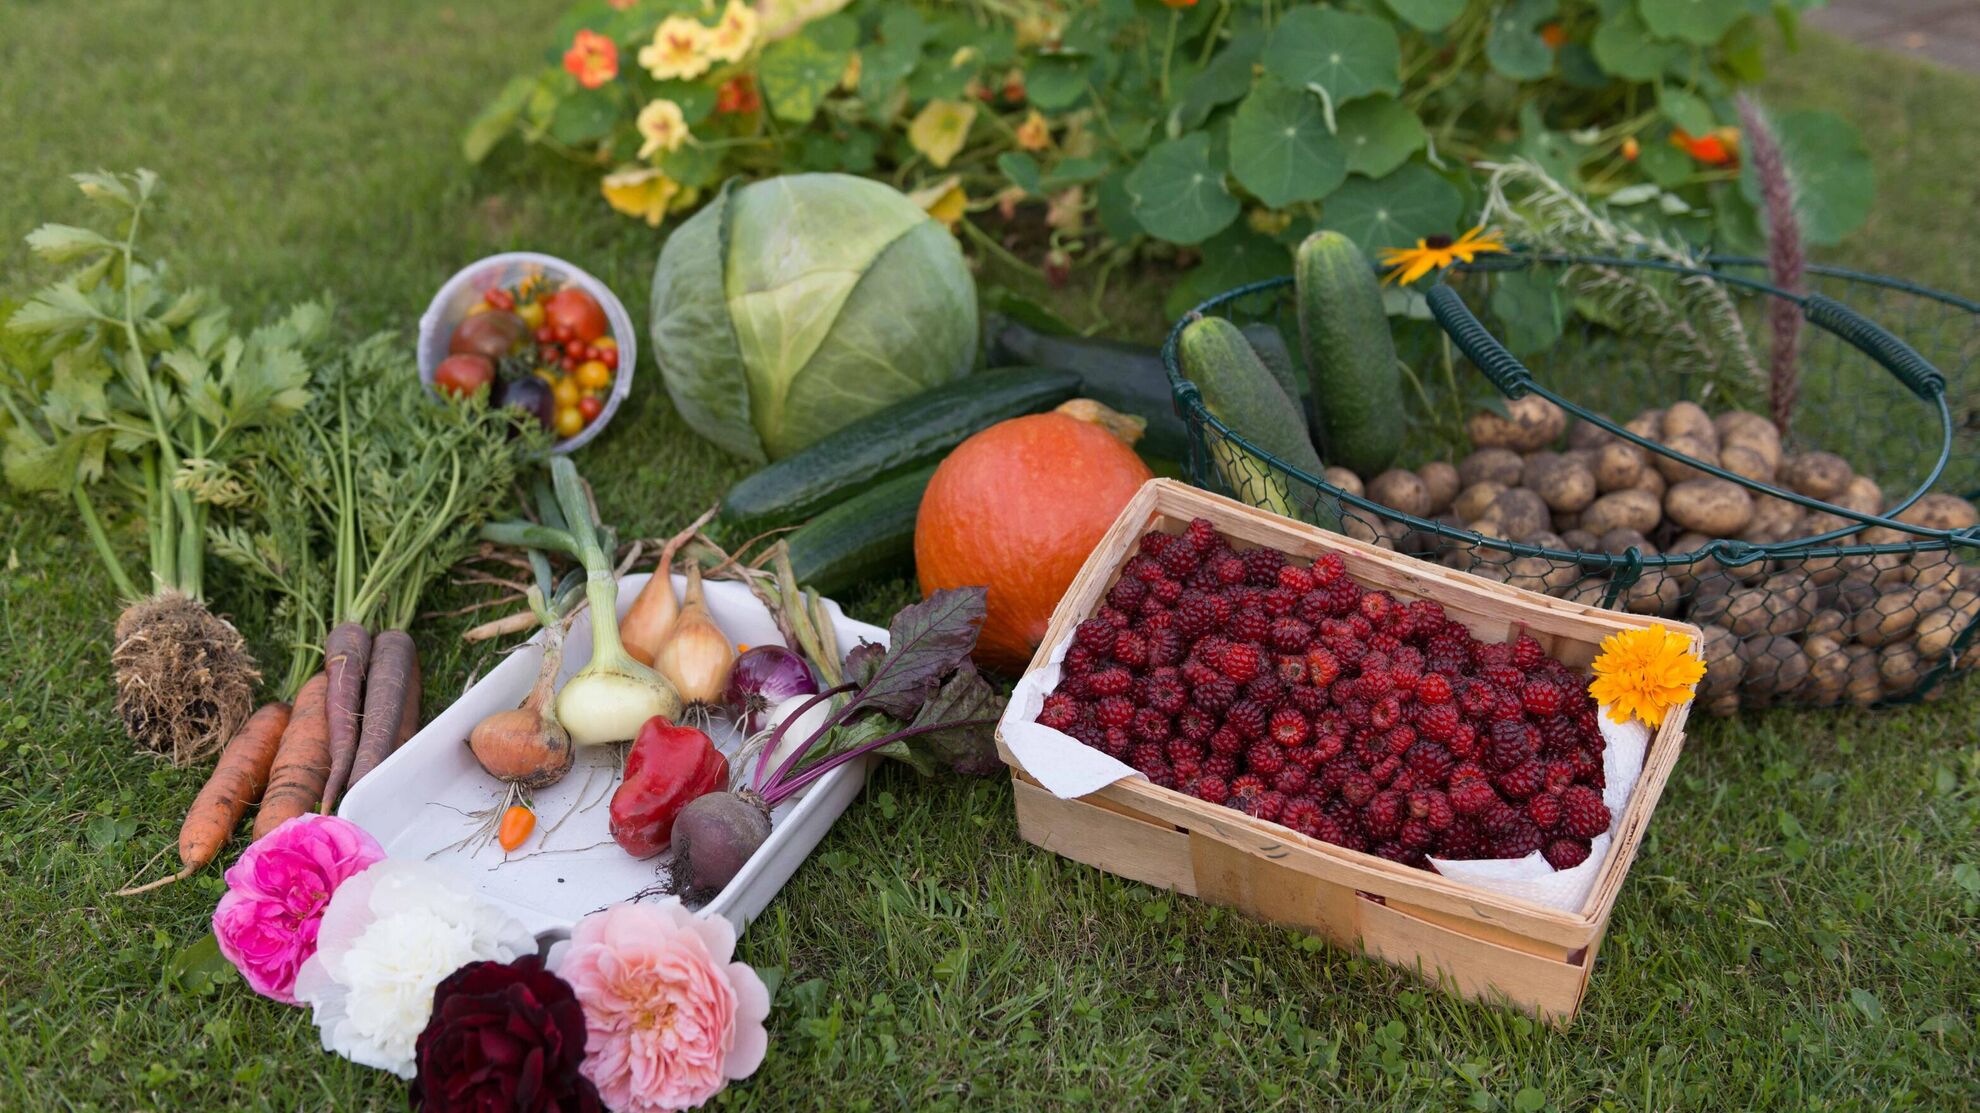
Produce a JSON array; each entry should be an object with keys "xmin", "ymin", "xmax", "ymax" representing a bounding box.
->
[{"xmin": 725, "ymin": 645, "xmax": 818, "ymax": 734}]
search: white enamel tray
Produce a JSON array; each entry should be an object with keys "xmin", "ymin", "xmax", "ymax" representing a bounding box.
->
[{"xmin": 339, "ymin": 573, "xmax": 881, "ymax": 940}]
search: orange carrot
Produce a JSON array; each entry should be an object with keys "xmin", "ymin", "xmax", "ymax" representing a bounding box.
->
[
  {"xmin": 114, "ymin": 700, "xmax": 292, "ymax": 896},
  {"xmin": 319, "ymin": 621, "xmax": 371, "ymax": 813},
  {"xmin": 254, "ymin": 672, "xmax": 331, "ymax": 839},
  {"xmin": 341, "ymin": 630, "xmax": 416, "ymax": 799}
]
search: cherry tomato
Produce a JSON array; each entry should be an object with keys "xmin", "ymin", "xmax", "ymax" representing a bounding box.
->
[
  {"xmin": 565, "ymin": 339, "xmax": 589, "ymax": 360},
  {"xmin": 599, "ymin": 348, "xmax": 619, "ymax": 371},
  {"xmin": 433, "ymin": 353, "xmax": 495, "ymax": 399},
  {"xmin": 560, "ymin": 356, "xmax": 578, "ymax": 372},
  {"xmin": 578, "ymin": 395, "xmax": 604, "ymax": 421},
  {"xmin": 552, "ymin": 322, "xmax": 575, "ymax": 344},
  {"xmin": 534, "ymin": 325, "xmax": 556, "ymax": 344},
  {"xmin": 544, "ymin": 287, "xmax": 608, "ymax": 342},
  {"xmin": 517, "ymin": 301, "xmax": 545, "ymax": 330},
  {"xmin": 555, "ymin": 405, "xmax": 585, "ymax": 438},
  {"xmin": 484, "ymin": 287, "xmax": 515, "ymax": 312},
  {"xmin": 551, "ymin": 377, "xmax": 581, "ymax": 407},
  {"xmin": 449, "ymin": 311, "xmax": 526, "ymax": 360},
  {"xmin": 593, "ymin": 336, "xmax": 617, "ymax": 351},
  {"xmin": 575, "ymin": 360, "xmax": 612, "ymax": 391}
]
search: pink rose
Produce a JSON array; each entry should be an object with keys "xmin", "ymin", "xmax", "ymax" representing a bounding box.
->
[
  {"xmin": 550, "ymin": 901, "xmax": 770, "ymax": 1113},
  {"xmin": 212, "ymin": 813, "xmax": 384, "ymax": 1004}
]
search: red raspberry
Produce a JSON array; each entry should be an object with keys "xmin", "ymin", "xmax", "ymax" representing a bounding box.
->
[
  {"xmin": 1309, "ymin": 730, "xmax": 1346, "ymax": 763},
  {"xmin": 1213, "ymin": 555, "xmax": 1247, "ymax": 584},
  {"xmin": 1370, "ymin": 695, "xmax": 1403, "ymax": 732},
  {"xmin": 1447, "ymin": 721, "xmax": 1480, "ymax": 761},
  {"xmin": 1131, "ymin": 708, "xmax": 1170, "ymax": 742},
  {"xmin": 1278, "ymin": 565, "xmax": 1317, "ymax": 593},
  {"xmin": 1209, "ymin": 727, "xmax": 1245, "ymax": 756},
  {"xmin": 1165, "ymin": 736, "xmax": 1202, "ymax": 764},
  {"xmin": 1088, "ymin": 667, "xmax": 1133, "ymax": 698},
  {"xmin": 1527, "ymin": 790, "xmax": 1562, "ymax": 830},
  {"xmin": 1129, "ymin": 742, "xmax": 1164, "ymax": 770},
  {"xmin": 1572, "ymin": 746, "xmax": 1603, "ymax": 784},
  {"xmin": 1248, "ymin": 790, "xmax": 1287, "ymax": 823},
  {"xmin": 1511, "ymin": 633, "xmax": 1547, "ymax": 670},
  {"xmin": 1341, "ymin": 770, "xmax": 1377, "ymax": 806},
  {"xmin": 1219, "ymin": 643, "xmax": 1263, "ymax": 684},
  {"xmin": 1112, "ymin": 630, "xmax": 1149, "ymax": 669},
  {"xmin": 1147, "ymin": 627, "xmax": 1185, "ymax": 667},
  {"xmin": 1037, "ymin": 693, "xmax": 1080, "ymax": 731},
  {"xmin": 1269, "ymin": 706, "xmax": 1310, "ymax": 748},
  {"xmin": 1145, "ymin": 763, "xmax": 1178, "ymax": 790},
  {"xmin": 1101, "ymin": 726, "xmax": 1132, "ymax": 757},
  {"xmin": 1159, "ymin": 539, "xmax": 1200, "ymax": 578},
  {"xmin": 1311, "ymin": 552, "xmax": 1347, "ymax": 586},
  {"xmin": 1139, "ymin": 532, "xmax": 1174, "ymax": 558},
  {"xmin": 1062, "ymin": 644, "xmax": 1100, "ymax": 677},
  {"xmin": 1205, "ymin": 753, "xmax": 1239, "ymax": 779},
  {"xmin": 1105, "ymin": 577, "xmax": 1147, "ymax": 613},
  {"xmin": 1173, "ymin": 757, "xmax": 1202, "ymax": 782},
  {"xmin": 1072, "ymin": 618, "xmax": 1115, "ymax": 652},
  {"xmin": 1177, "ymin": 710, "xmax": 1215, "ymax": 743},
  {"xmin": 1483, "ymin": 664, "xmax": 1524, "ymax": 692},
  {"xmin": 1560, "ymin": 785, "xmax": 1610, "ymax": 838},
  {"xmin": 1260, "ymin": 588, "xmax": 1298, "ymax": 617},
  {"xmin": 1449, "ymin": 776, "xmax": 1499, "ymax": 816},
  {"xmin": 1488, "ymin": 719, "xmax": 1537, "ymax": 770},
  {"xmin": 1183, "ymin": 517, "xmax": 1221, "ymax": 552},
  {"xmin": 1230, "ymin": 608, "xmax": 1269, "ymax": 644},
  {"xmin": 1491, "ymin": 819, "xmax": 1545, "ymax": 859},
  {"xmin": 1230, "ymin": 773, "xmax": 1266, "ymax": 806},
  {"xmin": 1370, "ymin": 754, "xmax": 1403, "ymax": 786},
  {"xmin": 1093, "ymin": 696, "xmax": 1135, "ymax": 728},
  {"xmin": 1436, "ymin": 819, "xmax": 1485, "ymax": 859},
  {"xmin": 1404, "ymin": 742, "xmax": 1452, "ymax": 784},
  {"xmin": 1290, "ymin": 684, "xmax": 1328, "ymax": 715},
  {"xmin": 1274, "ymin": 766, "xmax": 1311, "ymax": 796},
  {"xmin": 1243, "ymin": 674, "xmax": 1286, "ymax": 708},
  {"xmin": 1153, "ymin": 577, "xmax": 1185, "ymax": 605},
  {"xmin": 1543, "ymin": 838, "xmax": 1591, "ymax": 870},
  {"xmin": 1245, "ymin": 742, "xmax": 1287, "ymax": 776},
  {"xmin": 1495, "ymin": 759, "xmax": 1546, "ymax": 800},
  {"xmin": 1362, "ymin": 791, "xmax": 1405, "ymax": 839},
  {"xmin": 1358, "ymin": 590, "xmax": 1395, "ymax": 624},
  {"xmin": 1520, "ymin": 679, "xmax": 1564, "ymax": 718},
  {"xmin": 1305, "ymin": 647, "xmax": 1342, "ymax": 688},
  {"xmin": 1280, "ymin": 796, "xmax": 1323, "ymax": 836},
  {"xmin": 1399, "ymin": 818, "xmax": 1435, "ymax": 850},
  {"xmin": 1268, "ymin": 617, "xmax": 1312, "ymax": 653},
  {"xmin": 1475, "ymin": 641, "xmax": 1513, "ymax": 669},
  {"xmin": 1192, "ymin": 775, "xmax": 1230, "ymax": 805},
  {"xmin": 1416, "ymin": 703, "xmax": 1461, "ymax": 744},
  {"xmin": 1191, "ymin": 675, "xmax": 1237, "ymax": 712},
  {"xmin": 1544, "ymin": 760, "xmax": 1575, "ymax": 792},
  {"xmin": 1223, "ymin": 700, "xmax": 1264, "ymax": 740},
  {"xmin": 1242, "ymin": 547, "xmax": 1286, "ymax": 585},
  {"xmin": 1410, "ymin": 788, "xmax": 1455, "ymax": 830}
]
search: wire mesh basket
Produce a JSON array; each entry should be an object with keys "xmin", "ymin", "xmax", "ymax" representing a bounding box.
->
[{"xmin": 1162, "ymin": 253, "xmax": 1980, "ymax": 714}]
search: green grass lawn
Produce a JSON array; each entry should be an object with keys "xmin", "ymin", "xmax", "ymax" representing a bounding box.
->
[{"xmin": 2, "ymin": 3, "xmax": 1977, "ymax": 1109}]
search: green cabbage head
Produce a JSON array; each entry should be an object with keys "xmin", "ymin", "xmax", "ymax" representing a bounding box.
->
[{"xmin": 649, "ymin": 173, "xmax": 979, "ymax": 462}]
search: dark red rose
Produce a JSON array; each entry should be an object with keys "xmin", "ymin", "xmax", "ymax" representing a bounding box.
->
[{"xmin": 409, "ymin": 955, "xmax": 601, "ymax": 1113}]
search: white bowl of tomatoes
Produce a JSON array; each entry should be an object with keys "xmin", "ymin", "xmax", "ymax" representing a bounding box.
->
[{"xmin": 417, "ymin": 252, "xmax": 636, "ymax": 453}]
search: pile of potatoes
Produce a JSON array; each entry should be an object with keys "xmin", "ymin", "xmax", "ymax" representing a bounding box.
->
[{"xmin": 1325, "ymin": 395, "xmax": 1980, "ymax": 714}]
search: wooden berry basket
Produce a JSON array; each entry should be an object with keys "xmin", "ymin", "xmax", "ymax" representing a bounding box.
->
[{"xmin": 995, "ymin": 479, "xmax": 1697, "ymax": 1025}]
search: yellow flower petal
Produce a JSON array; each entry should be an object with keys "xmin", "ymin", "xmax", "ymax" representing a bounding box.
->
[
  {"xmin": 636, "ymin": 99, "xmax": 690, "ymax": 159},
  {"xmin": 706, "ymin": 0, "xmax": 758, "ymax": 64},
  {"xmin": 639, "ymin": 16, "xmax": 711, "ymax": 81},
  {"xmin": 907, "ymin": 99, "xmax": 976, "ymax": 169},
  {"xmin": 1588, "ymin": 624, "xmax": 1705, "ymax": 728},
  {"xmin": 601, "ymin": 166, "xmax": 680, "ymax": 227},
  {"xmin": 908, "ymin": 175, "xmax": 968, "ymax": 228}
]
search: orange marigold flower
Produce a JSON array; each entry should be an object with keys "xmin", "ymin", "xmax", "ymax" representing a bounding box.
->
[
  {"xmin": 1587, "ymin": 625, "xmax": 1705, "ymax": 729},
  {"xmin": 563, "ymin": 29, "xmax": 619, "ymax": 90}
]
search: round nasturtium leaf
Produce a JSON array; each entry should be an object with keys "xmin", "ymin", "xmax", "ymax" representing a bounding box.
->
[
  {"xmin": 1639, "ymin": 0, "xmax": 1749, "ymax": 46},
  {"xmin": 1318, "ymin": 162, "xmax": 1463, "ymax": 257},
  {"xmin": 1382, "ymin": 0, "xmax": 1466, "ymax": 33},
  {"xmin": 1486, "ymin": 0, "xmax": 1560, "ymax": 82},
  {"xmin": 1228, "ymin": 79, "xmax": 1347, "ymax": 209},
  {"xmin": 1592, "ymin": 10, "xmax": 1686, "ymax": 82},
  {"xmin": 1738, "ymin": 109, "xmax": 1874, "ymax": 246},
  {"xmin": 1262, "ymin": 8, "xmax": 1401, "ymax": 109},
  {"xmin": 1125, "ymin": 132, "xmax": 1240, "ymax": 246},
  {"xmin": 1336, "ymin": 97, "xmax": 1427, "ymax": 179}
]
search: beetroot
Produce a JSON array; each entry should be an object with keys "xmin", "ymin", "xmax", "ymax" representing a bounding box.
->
[
  {"xmin": 609, "ymin": 718, "xmax": 728, "ymax": 857},
  {"xmin": 668, "ymin": 790, "xmax": 773, "ymax": 897}
]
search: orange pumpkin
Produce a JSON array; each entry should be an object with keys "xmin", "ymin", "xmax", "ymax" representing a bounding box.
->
[{"xmin": 916, "ymin": 412, "xmax": 1152, "ymax": 672}]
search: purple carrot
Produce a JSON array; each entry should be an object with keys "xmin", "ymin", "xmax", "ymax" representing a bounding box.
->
[
  {"xmin": 341, "ymin": 629, "xmax": 416, "ymax": 800},
  {"xmin": 393, "ymin": 651, "xmax": 422, "ymax": 750},
  {"xmin": 318, "ymin": 620, "xmax": 372, "ymax": 812}
]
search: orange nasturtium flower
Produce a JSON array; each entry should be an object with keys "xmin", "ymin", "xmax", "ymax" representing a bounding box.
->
[
  {"xmin": 1671, "ymin": 126, "xmax": 1740, "ymax": 166},
  {"xmin": 1621, "ymin": 136, "xmax": 1641, "ymax": 161},
  {"xmin": 1539, "ymin": 22, "xmax": 1568, "ymax": 49},
  {"xmin": 639, "ymin": 15, "xmax": 712, "ymax": 81},
  {"xmin": 1014, "ymin": 110, "xmax": 1052, "ymax": 152},
  {"xmin": 1378, "ymin": 226, "xmax": 1506, "ymax": 285},
  {"xmin": 1587, "ymin": 625, "xmax": 1706, "ymax": 729},
  {"xmin": 716, "ymin": 75, "xmax": 760, "ymax": 115},
  {"xmin": 563, "ymin": 29, "xmax": 619, "ymax": 89}
]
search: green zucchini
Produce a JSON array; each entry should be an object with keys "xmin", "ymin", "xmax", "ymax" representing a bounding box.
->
[
  {"xmin": 982, "ymin": 316, "xmax": 1190, "ymax": 461},
  {"xmin": 784, "ymin": 466, "xmax": 933, "ymax": 595},
  {"xmin": 719, "ymin": 367, "xmax": 1077, "ymax": 534},
  {"xmin": 1294, "ymin": 231, "xmax": 1403, "ymax": 475},
  {"xmin": 1178, "ymin": 317, "xmax": 1334, "ymax": 526}
]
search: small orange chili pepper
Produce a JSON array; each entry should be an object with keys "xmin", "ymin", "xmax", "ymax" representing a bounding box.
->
[{"xmin": 498, "ymin": 805, "xmax": 536, "ymax": 852}]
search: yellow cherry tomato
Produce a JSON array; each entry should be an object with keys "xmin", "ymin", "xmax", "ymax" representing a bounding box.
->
[
  {"xmin": 551, "ymin": 376, "xmax": 581, "ymax": 408},
  {"xmin": 592, "ymin": 336, "xmax": 617, "ymax": 351},
  {"xmin": 555, "ymin": 405, "xmax": 585, "ymax": 437},
  {"xmin": 575, "ymin": 360, "xmax": 612, "ymax": 391},
  {"xmin": 534, "ymin": 368, "xmax": 557, "ymax": 383},
  {"xmin": 517, "ymin": 301, "xmax": 546, "ymax": 330},
  {"xmin": 464, "ymin": 301, "xmax": 493, "ymax": 316}
]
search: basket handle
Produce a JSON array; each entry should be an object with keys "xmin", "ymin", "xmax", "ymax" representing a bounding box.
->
[
  {"xmin": 1802, "ymin": 295, "xmax": 1946, "ymax": 400},
  {"xmin": 1426, "ymin": 284, "xmax": 1532, "ymax": 398}
]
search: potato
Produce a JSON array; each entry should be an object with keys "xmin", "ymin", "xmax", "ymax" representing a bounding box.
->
[
  {"xmin": 1846, "ymin": 583, "xmax": 1952, "ymax": 647},
  {"xmin": 1717, "ymin": 442, "xmax": 1775, "ymax": 485},
  {"xmin": 1697, "ymin": 624, "xmax": 1743, "ymax": 703},
  {"xmin": 1623, "ymin": 569, "xmax": 1684, "ymax": 616},
  {"xmin": 1366, "ymin": 468, "xmax": 1431, "ymax": 517},
  {"xmin": 1879, "ymin": 642, "xmax": 1922, "ymax": 695},
  {"xmin": 1567, "ymin": 418, "xmax": 1615, "ymax": 450},
  {"xmin": 1844, "ymin": 645, "xmax": 1882, "ymax": 706},
  {"xmin": 1801, "ymin": 633, "xmax": 1850, "ymax": 704},
  {"xmin": 1740, "ymin": 634, "xmax": 1810, "ymax": 699},
  {"xmin": 1660, "ymin": 400, "xmax": 1718, "ymax": 448},
  {"xmin": 1806, "ymin": 608, "xmax": 1847, "ymax": 640},
  {"xmin": 1417, "ymin": 461, "xmax": 1459, "ymax": 515},
  {"xmin": 1561, "ymin": 446, "xmax": 1599, "ymax": 473},
  {"xmin": 1489, "ymin": 488, "xmax": 1552, "ymax": 541},
  {"xmin": 1665, "ymin": 478, "xmax": 1755, "ymax": 536},
  {"xmin": 1598, "ymin": 527, "xmax": 1657, "ymax": 557},
  {"xmin": 1582, "ymin": 489, "xmax": 1663, "ymax": 535},
  {"xmin": 1593, "ymin": 441, "xmax": 1646, "ymax": 492},
  {"xmin": 1654, "ymin": 434, "xmax": 1719, "ymax": 485},
  {"xmin": 1552, "ymin": 509, "xmax": 1582, "ymax": 533},
  {"xmin": 1466, "ymin": 394, "xmax": 1567, "ymax": 453},
  {"xmin": 1910, "ymin": 550, "xmax": 1963, "ymax": 595},
  {"xmin": 1698, "ymin": 571, "xmax": 1814, "ymax": 637},
  {"xmin": 1632, "ymin": 467, "xmax": 1667, "ymax": 499},
  {"xmin": 1624, "ymin": 409, "xmax": 1663, "ymax": 440},
  {"xmin": 1458, "ymin": 447, "xmax": 1525, "ymax": 488},
  {"xmin": 1895, "ymin": 492, "xmax": 1979, "ymax": 532},
  {"xmin": 1741, "ymin": 496, "xmax": 1804, "ymax": 545},
  {"xmin": 1322, "ymin": 466, "xmax": 1364, "ymax": 499},
  {"xmin": 1914, "ymin": 601, "xmax": 1976, "ymax": 660},
  {"xmin": 1714, "ymin": 410, "xmax": 1776, "ymax": 448},
  {"xmin": 1505, "ymin": 556, "xmax": 1563, "ymax": 593},
  {"xmin": 1453, "ymin": 481, "xmax": 1506, "ymax": 523},
  {"xmin": 1526, "ymin": 456, "xmax": 1598, "ymax": 514},
  {"xmin": 1560, "ymin": 528, "xmax": 1600, "ymax": 552},
  {"xmin": 1780, "ymin": 451, "xmax": 1852, "ymax": 499},
  {"xmin": 1831, "ymin": 475, "xmax": 1883, "ymax": 517},
  {"xmin": 1556, "ymin": 578, "xmax": 1612, "ymax": 606},
  {"xmin": 1344, "ymin": 516, "xmax": 1408, "ymax": 549}
]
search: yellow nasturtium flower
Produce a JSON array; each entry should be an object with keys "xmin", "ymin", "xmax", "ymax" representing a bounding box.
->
[
  {"xmin": 705, "ymin": 1, "xmax": 758, "ymax": 64},
  {"xmin": 908, "ymin": 176, "xmax": 968, "ymax": 229},
  {"xmin": 908, "ymin": 99, "xmax": 976, "ymax": 170},
  {"xmin": 601, "ymin": 167, "xmax": 681, "ymax": 227},
  {"xmin": 639, "ymin": 15, "xmax": 712, "ymax": 81},
  {"xmin": 636, "ymin": 99, "xmax": 690, "ymax": 159}
]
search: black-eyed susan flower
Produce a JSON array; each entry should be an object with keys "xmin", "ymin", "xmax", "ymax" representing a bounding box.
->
[{"xmin": 1378, "ymin": 225, "xmax": 1506, "ymax": 285}]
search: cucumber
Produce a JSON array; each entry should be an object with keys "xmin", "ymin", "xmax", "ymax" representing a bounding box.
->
[
  {"xmin": 982, "ymin": 316, "xmax": 1190, "ymax": 461},
  {"xmin": 784, "ymin": 466, "xmax": 932, "ymax": 595},
  {"xmin": 1178, "ymin": 317, "xmax": 1334, "ymax": 526},
  {"xmin": 1294, "ymin": 231, "xmax": 1403, "ymax": 475},
  {"xmin": 1239, "ymin": 321, "xmax": 1309, "ymax": 434},
  {"xmin": 719, "ymin": 367, "xmax": 1077, "ymax": 534}
]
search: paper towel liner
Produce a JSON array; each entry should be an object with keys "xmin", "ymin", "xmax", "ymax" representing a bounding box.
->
[{"xmin": 999, "ymin": 628, "xmax": 1652, "ymax": 914}]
